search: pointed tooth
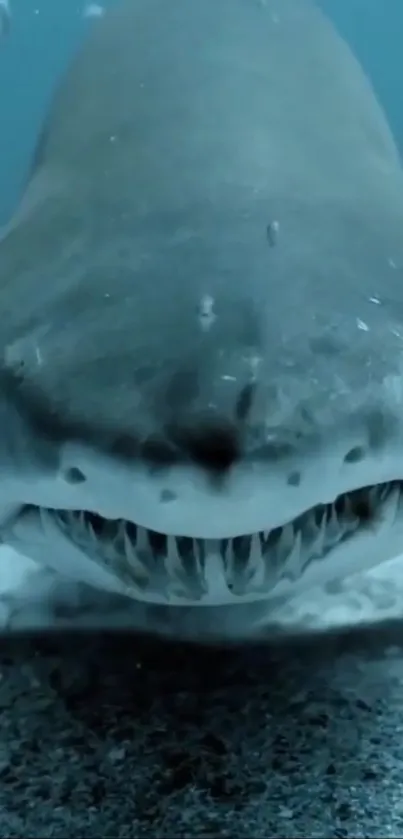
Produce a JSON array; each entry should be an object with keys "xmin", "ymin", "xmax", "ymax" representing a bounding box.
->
[
  {"xmin": 246, "ymin": 532, "xmax": 265, "ymax": 587},
  {"xmin": 249, "ymin": 532, "xmax": 263, "ymax": 565},
  {"xmin": 135, "ymin": 526, "xmax": 149, "ymax": 552},
  {"xmin": 329, "ymin": 503, "xmax": 338, "ymax": 526},
  {"xmin": 313, "ymin": 508, "xmax": 326, "ymax": 534},
  {"xmin": 39, "ymin": 507, "xmax": 49, "ymax": 532},
  {"xmin": 343, "ymin": 494, "xmax": 358, "ymax": 525},
  {"xmin": 197, "ymin": 539, "xmax": 207, "ymax": 575},
  {"xmin": 285, "ymin": 530, "xmax": 301, "ymax": 574},
  {"xmin": 219, "ymin": 538, "xmax": 229, "ymax": 565},
  {"xmin": 326, "ymin": 503, "xmax": 341, "ymax": 542},
  {"xmin": 77, "ymin": 511, "xmax": 87, "ymax": 537},
  {"xmin": 193, "ymin": 538, "xmax": 204, "ymax": 572},
  {"xmin": 343, "ymin": 494, "xmax": 353, "ymax": 516},
  {"xmin": 117, "ymin": 520, "xmax": 126, "ymax": 538},
  {"xmin": 87, "ymin": 521, "xmax": 97, "ymax": 543},
  {"xmin": 277, "ymin": 524, "xmax": 294, "ymax": 559},
  {"xmin": 379, "ymin": 483, "xmax": 390, "ymax": 502},
  {"xmin": 110, "ymin": 519, "xmax": 123, "ymax": 545},
  {"xmin": 165, "ymin": 535, "xmax": 188, "ymax": 589},
  {"xmin": 225, "ymin": 538, "xmax": 237, "ymax": 574},
  {"xmin": 69, "ymin": 511, "xmax": 78, "ymax": 530},
  {"xmin": 310, "ymin": 517, "xmax": 325, "ymax": 557},
  {"xmin": 368, "ymin": 486, "xmax": 379, "ymax": 506},
  {"xmin": 124, "ymin": 527, "xmax": 147, "ymax": 568},
  {"xmin": 124, "ymin": 530, "xmax": 138, "ymax": 563},
  {"xmin": 378, "ymin": 485, "xmax": 400, "ymax": 529},
  {"xmin": 70, "ymin": 513, "xmax": 79, "ymax": 532},
  {"xmin": 121, "ymin": 530, "xmax": 149, "ymax": 586},
  {"xmin": 167, "ymin": 535, "xmax": 181, "ymax": 568},
  {"xmin": 169, "ymin": 535, "xmax": 181, "ymax": 559},
  {"xmin": 320, "ymin": 509, "xmax": 328, "ymax": 531}
]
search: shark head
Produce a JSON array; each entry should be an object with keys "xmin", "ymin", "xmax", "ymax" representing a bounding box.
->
[{"xmin": 1, "ymin": 0, "xmax": 403, "ymax": 631}]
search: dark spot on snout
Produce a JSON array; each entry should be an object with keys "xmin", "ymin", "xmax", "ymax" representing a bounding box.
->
[
  {"xmin": 183, "ymin": 423, "xmax": 239, "ymax": 471},
  {"xmin": 168, "ymin": 417, "xmax": 240, "ymax": 473}
]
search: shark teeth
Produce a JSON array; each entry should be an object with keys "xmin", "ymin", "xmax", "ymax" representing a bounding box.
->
[{"xmin": 50, "ymin": 480, "xmax": 403, "ymax": 601}]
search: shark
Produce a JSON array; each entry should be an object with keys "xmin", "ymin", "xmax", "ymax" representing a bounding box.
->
[{"xmin": 1, "ymin": 0, "xmax": 403, "ymax": 638}]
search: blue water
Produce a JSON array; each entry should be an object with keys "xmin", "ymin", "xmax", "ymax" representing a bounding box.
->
[{"xmin": 0, "ymin": 0, "xmax": 402, "ymax": 223}]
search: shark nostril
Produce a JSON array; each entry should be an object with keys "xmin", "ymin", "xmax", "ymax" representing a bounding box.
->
[
  {"xmin": 287, "ymin": 470, "xmax": 301, "ymax": 487},
  {"xmin": 344, "ymin": 445, "xmax": 366, "ymax": 464},
  {"xmin": 63, "ymin": 466, "xmax": 87, "ymax": 485}
]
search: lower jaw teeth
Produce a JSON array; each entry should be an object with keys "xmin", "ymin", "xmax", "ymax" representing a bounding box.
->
[
  {"xmin": 44, "ymin": 480, "xmax": 401, "ymax": 601},
  {"xmin": 12, "ymin": 482, "xmax": 394, "ymax": 603}
]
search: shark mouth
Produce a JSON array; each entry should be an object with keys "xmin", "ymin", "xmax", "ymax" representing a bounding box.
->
[{"xmin": 16, "ymin": 479, "xmax": 402, "ymax": 606}]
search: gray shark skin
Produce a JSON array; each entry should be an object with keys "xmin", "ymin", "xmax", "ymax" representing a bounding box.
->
[{"xmin": 1, "ymin": 0, "xmax": 403, "ymax": 638}]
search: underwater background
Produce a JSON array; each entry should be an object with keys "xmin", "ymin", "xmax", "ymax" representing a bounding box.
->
[
  {"xmin": 0, "ymin": 0, "xmax": 402, "ymax": 226},
  {"xmin": 1, "ymin": 6, "xmax": 403, "ymax": 838}
]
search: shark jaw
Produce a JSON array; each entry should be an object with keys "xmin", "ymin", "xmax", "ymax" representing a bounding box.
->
[
  {"xmin": 0, "ymin": 418, "xmax": 403, "ymax": 610},
  {"xmin": 3, "ymin": 477, "xmax": 403, "ymax": 609}
]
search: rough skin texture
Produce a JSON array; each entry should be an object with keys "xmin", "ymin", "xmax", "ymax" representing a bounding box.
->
[{"xmin": 1, "ymin": 622, "xmax": 403, "ymax": 836}]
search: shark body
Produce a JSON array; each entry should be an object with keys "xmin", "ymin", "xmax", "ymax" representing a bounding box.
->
[{"xmin": 1, "ymin": 0, "xmax": 403, "ymax": 636}]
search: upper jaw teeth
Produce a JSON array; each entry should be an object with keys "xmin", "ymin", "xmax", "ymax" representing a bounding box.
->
[
  {"xmin": 34, "ymin": 480, "xmax": 401, "ymax": 603},
  {"xmin": 374, "ymin": 482, "xmax": 400, "ymax": 530}
]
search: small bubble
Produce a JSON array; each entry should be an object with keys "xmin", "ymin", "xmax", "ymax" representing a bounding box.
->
[
  {"xmin": 266, "ymin": 219, "xmax": 280, "ymax": 247},
  {"xmin": 246, "ymin": 353, "xmax": 262, "ymax": 380},
  {"xmin": 198, "ymin": 294, "xmax": 216, "ymax": 331},
  {"xmin": 279, "ymin": 807, "xmax": 294, "ymax": 819},
  {"xmin": 83, "ymin": 3, "xmax": 105, "ymax": 19}
]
